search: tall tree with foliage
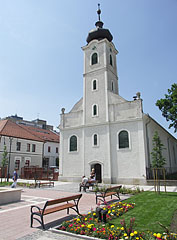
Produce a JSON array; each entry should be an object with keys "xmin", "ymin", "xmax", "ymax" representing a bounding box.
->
[
  {"xmin": 151, "ymin": 131, "xmax": 166, "ymax": 168},
  {"xmin": 156, "ymin": 83, "xmax": 177, "ymax": 132},
  {"xmin": 1, "ymin": 145, "xmax": 8, "ymax": 182}
]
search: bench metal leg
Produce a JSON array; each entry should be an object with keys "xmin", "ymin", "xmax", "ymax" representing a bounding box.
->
[
  {"xmin": 31, "ymin": 213, "xmax": 33, "ymax": 227},
  {"xmin": 41, "ymin": 215, "xmax": 45, "ymax": 229}
]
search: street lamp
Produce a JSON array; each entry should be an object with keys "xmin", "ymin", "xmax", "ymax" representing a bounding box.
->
[{"xmin": 7, "ymin": 137, "xmax": 13, "ymax": 182}]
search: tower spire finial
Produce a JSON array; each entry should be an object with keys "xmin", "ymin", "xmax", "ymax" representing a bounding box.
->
[{"xmin": 97, "ymin": 3, "xmax": 101, "ymax": 21}]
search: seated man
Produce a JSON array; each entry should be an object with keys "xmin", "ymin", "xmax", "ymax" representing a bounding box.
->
[
  {"xmin": 79, "ymin": 176, "xmax": 88, "ymax": 192},
  {"xmin": 89, "ymin": 168, "xmax": 96, "ymax": 184}
]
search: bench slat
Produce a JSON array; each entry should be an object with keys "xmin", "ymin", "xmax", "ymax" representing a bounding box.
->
[
  {"xmin": 47, "ymin": 194, "xmax": 82, "ymax": 206},
  {"xmin": 43, "ymin": 203, "xmax": 74, "ymax": 215}
]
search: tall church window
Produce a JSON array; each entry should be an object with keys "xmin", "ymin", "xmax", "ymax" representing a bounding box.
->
[
  {"xmin": 91, "ymin": 53, "xmax": 98, "ymax": 65},
  {"xmin": 118, "ymin": 130, "xmax": 129, "ymax": 149},
  {"xmin": 92, "ymin": 104, "xmax": 98, "ymax": 116},
  {"xmin": 93, "ymin": 134, "xmax": 98, "ymax": 146},
  {"xmin": 111, "ymin": 81, "xmax": 114, "ymax": 92},
  {"xmin": 92, "ymin": 79, "xmax": 97, "ymax": 91},
  {"xmin": 110, "ymin": 54, "xmax": 113, "ymax": 66},
  {"xmin": 70, "ymin": 135, "xmax": 77, "ymax": 152}
]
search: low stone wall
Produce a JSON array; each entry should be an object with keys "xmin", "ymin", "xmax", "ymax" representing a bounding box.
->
[{"xmin": 0, "ymin": 188, "xmax": 22, "ymax": 205}]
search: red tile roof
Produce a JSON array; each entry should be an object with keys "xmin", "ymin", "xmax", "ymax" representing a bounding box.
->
[
  {"xmin": 19, "ymin": 125, "xmax": 60, "ymax": 143},
  {"xmin": 0, "ymin": 120, "xmax": 43, "ymax": 142}
]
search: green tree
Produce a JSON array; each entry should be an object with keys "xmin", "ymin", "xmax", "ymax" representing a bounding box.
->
[
  {"xmin": 1, "ymin": 145, "xmax": 8, "ymax": 182},
  {"xmin": 151, "ymin": 131, "xmax": 166, "ymax": 168},
  {"xmin": 156, "ymin": 83, "xmax": 177, "ymax": 132}
]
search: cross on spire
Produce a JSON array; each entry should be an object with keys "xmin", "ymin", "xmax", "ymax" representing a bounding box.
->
[{"xmin": 97, "ymin": 3, "xmax": 101, "ymax": 21}]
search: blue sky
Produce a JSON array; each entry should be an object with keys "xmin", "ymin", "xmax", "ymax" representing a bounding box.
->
[{"xmin": 0, "ymin": 0, "xmax": 176, "ymax": 137}]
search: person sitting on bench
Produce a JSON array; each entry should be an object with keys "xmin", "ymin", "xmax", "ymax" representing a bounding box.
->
[
  {"xmin": 79, "ymin": 175, "xmax": 88, "ymax": 192},
  {"xmin": 89, "ymin": 168, "xmax": 96, "ymax": 183}
]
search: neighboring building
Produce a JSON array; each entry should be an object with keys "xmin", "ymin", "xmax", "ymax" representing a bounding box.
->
[
  {"xmin": 20, "ymin": 125, "xmax": 60, "ymax": 168},
  {"xmin": 0, "ymin": 120, "xmax": 43, "ymax": 176},
  {"xmin": 59, "ymin": 8, "xmax": 177, "ymax": 184},
  {"xmin": 0, "ymin": 119, "xmax": 60, "ymax": 176},
  {"xmin": 5, "ymin": 114, "xmax": 53, "ymax": 130}
]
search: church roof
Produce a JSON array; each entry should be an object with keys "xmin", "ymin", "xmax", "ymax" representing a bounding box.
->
[{"xmin": 86, "ymin": 4, "xmax": 113, "ymax": 44}]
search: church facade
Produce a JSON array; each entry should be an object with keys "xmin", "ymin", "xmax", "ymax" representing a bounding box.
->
[{"xmin": 59, "ymin": 9, "xmax": 177, "ymax": 184}]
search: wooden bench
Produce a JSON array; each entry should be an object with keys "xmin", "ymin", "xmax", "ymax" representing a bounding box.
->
[
  {"xmin": 30, "ymin": 194, "xmax": 82, "ymax": 229},
  {"xmin": 79, "ymin": 180, "xmax": 98, "ymax": 192},
  {"xmin": 95, "ymin": 185, "xmax": 122, "ymax": 204},
  {"xmin": 37, "ymin": 181, "xmax": 54, "ymax": 188}
]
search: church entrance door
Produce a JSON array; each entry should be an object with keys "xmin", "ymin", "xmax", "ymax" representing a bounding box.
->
[{"xmin": 91, "ymin": 163, "xmax": 102, "ymax": 183}]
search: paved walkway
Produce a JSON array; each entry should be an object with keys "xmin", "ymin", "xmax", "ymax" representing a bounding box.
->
[{"xmin": 0, "ymin": 180, "xmax": 176, "ymax": 240}]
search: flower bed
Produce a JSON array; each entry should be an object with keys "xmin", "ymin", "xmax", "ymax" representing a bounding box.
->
[{"xmin": 57, "ymin": 201, "xmax": 177, "ymax": 240}]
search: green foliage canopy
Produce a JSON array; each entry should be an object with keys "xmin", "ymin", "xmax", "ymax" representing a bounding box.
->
[
  {"xmin": 1, "ymin": 145, "xmax": 8, "ymax": 167},
  {"xmin": 156, "ymin": 83, "xmax": 177, "ymax": 132}
]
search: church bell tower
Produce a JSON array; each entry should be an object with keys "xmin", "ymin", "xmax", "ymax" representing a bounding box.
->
[{"xmin": 82, "ymin": 4, "xmax": 119, "ymax": 125}]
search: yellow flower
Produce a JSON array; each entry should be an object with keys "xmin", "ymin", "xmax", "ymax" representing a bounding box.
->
[
  {"xmin": 136, "ymin": 238, "xmax": 139, "ymax": 240},
  {"xmin": 76, "ymin": 218, "xmax": 80, "ymax": 222},
  {"xmin": 153, "ymin": 233, "xmax": 157, "ymax": 237},
  {"xmin": 157, "ymin": 233, "xmax": 162, "ymax": 238},
  {"xmin": 88, "ymin": 212, "xmax": 91, "ymax": 214},
  {"xmin": 85, "ymin": 218, "xmax": 87, "ymax": 221},
  {"xmin": 121, "ymin": 227, "xmax": 124, "ymax": 230},
  {"xmin": 134, "ymin": 231, "xmax": 138, "ymax": 235},
  {"xmin": 130, "ymin": 233, "xmax": 134, "ymax": 237},
  {"xmin": 81, "ymin": 224, "xmax": 85, "ymax": 227},
  {"xmin": 112, "ymin": 210, "xmax": 115, "ymax": 212},
  {"xmin": 124, "ymin": 233, "xmax": 128, "ymax": 237},
  {"xmin": 111, "ymin": 225, "xmax": 114, "ymax": 228}
]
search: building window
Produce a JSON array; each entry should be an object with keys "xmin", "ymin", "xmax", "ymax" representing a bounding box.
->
[
  {"xmin": 110, "ymin": 54, "xmax": 113, "ymax": 66},
  {"xmin": 111, "ymin": 81, "xmax": 114, "ymax": 91},
  {"xmin": 70, "ymin": 135, "xmax": 77, "ymax": 152},
  {"xmin": 15, "ymin": 160, "xmax": 20, "ymax": 170},
  {"xmin": 93, "ymin": 134, "xmax": 98, "ymax": 146},
  {"xmin": 48, "ymin": 146, "xmax": 51, "ymax": 152},
  {"xmin": 25, "ymin": 160, "xmax": 30, "ymax": 167},
  {"xmin": 32, "ymin": 144, "xmax": 36, "ymax": 152},
  {"xmin": 91, "ymin": 52, "xmax": 98, "ymax": 65},
  {"xmin": 16, "ymin": 142, "xmax": 21, "ymax": 151},
  {"xmin": 27, "ymin": 143, "xmax": 30, "ymax": 152},
  {"xmin": 56, "ymin": 147, "xmax": 58, "ymax": 153},
  {"xmin": 92, "ymin": 79, "xmax": 97, "ymax": 90},
  {"xmin": 118, "ymin": 130, "xmax": 129, "ymax": 149},
  {"xmin": 43, "ymin": 158, "xmax": 49, "ymax": 168},
  {"xmin": 92, "ymin": 104, "xmax": 98, "ymax": 116}
]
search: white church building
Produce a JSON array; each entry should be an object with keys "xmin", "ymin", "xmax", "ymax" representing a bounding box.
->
[{"xmin": 59, "ymin": 7, "xmax": 177, "ymax": 184}]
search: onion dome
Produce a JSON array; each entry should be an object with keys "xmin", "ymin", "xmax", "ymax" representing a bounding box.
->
[{"xmin": 86, "ymin": 4, "xmax": 113, "ymax": 44}]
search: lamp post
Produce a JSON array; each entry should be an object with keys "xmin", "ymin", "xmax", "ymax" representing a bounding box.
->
[{"xmin": 7, "ymin": 137, "xmax": 13, "ymax": 182}]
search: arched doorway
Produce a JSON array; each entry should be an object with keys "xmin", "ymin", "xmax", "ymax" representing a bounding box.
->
[{"xmin": 91, "ymin": 163, "xmax": 102, "ymax": 183}]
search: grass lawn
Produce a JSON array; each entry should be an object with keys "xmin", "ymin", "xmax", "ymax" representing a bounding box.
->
[{"xmin": 110, "ymin": 191, "xmax": 177, "ymax": 233}]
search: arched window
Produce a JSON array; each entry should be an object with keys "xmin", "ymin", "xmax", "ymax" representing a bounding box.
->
[
  {"xmin": 93, "ymin": 104, "xmax": 98, "ymax": 116},
  {"xmin": 93, "ymin": 134, "xmax": 98, "ymax": 146},
  {"xmin": 93, "ymin": 80, "xmax": 97, "ymax": 90},
  {"xmin": 91, "ymin": 53, "xmax": 98, "ymax": 65},
  {"xmin": 70, "ymin": 135, "xmax": 77, "ymax": 152},
  {"xmin": 110, "ymin": 54, "xmax": 113, "ymax": 66},
  {"xmin": 118, "ymin": 130, "xmax": 129, "ymax": 149}
]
